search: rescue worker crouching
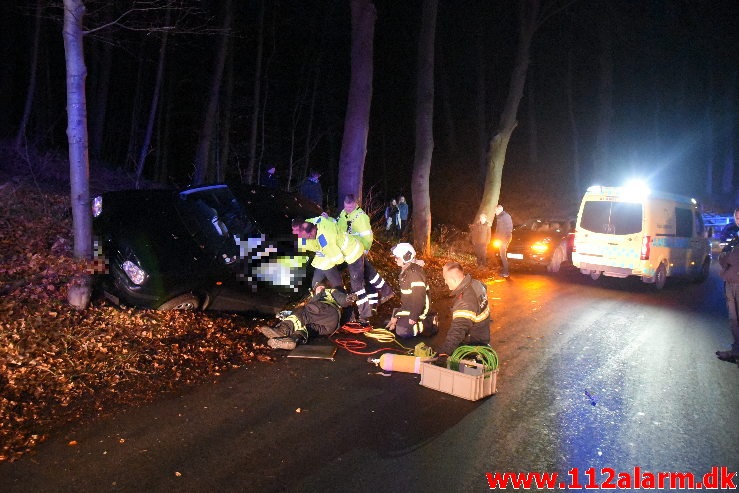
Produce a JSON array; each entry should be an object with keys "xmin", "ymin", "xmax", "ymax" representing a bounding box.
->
[
  {"xmin": 386, "ymin": 243, "xmax": 437, "ymax": 338},
  {"xmin": 292, "ymin": 216, "xmax": 373, "ymax": 321},
  {"xmin": 437, "ymin": 262, "xmax": 491, "ymax": 356},
  {"xmin": 259, "ymin": 285, "xmax": 356, "ymax": 350}
]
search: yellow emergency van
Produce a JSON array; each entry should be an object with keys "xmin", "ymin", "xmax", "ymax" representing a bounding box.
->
[{"xmin": 571, "ymin": 185, "xmax": 711, "ymax": 289}]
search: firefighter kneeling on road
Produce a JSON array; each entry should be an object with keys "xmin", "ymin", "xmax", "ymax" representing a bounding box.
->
[
  {"xmin": 436, "ymin": 261, "xmax": 491, "ymax": 356},
  {"xmin": 259, "ymin": 286, "xmax": 355, "ymax": 350},
  {"xmin": 386, "ymin": 243, "xmax": 437, "ymax": 338}
]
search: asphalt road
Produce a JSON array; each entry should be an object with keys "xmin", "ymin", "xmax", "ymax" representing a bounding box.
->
[{"xmin": 3, "ymin": 263, "xmax": 739, "ymax": 492}]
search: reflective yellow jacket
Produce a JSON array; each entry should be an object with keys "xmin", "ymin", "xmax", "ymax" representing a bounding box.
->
[{"xmin": 337, "ymin": 208, "xmax": 373, "ymax": 251}]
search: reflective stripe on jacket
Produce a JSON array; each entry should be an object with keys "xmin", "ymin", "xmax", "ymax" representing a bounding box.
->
[
  {"xmin": 298, "ymin": 216, "xmax": 345, "ymax": 270},
  {"xmin": 337, "ymin": 208, "xmax": 374, "ymax": 251}
]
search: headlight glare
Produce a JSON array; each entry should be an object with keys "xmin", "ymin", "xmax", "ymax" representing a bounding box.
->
[
  {"xmin": 531, "ymin": 242, "xmax": 549, "ymax": 254},
  {"xmin": 122, "ymin": 260, "xmax": 147, "ymax": 285}
]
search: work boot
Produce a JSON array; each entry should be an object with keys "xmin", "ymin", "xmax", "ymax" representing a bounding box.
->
[
  {"xmin": 715, "ymin": 350, "xmax": 739, "ymax": 362},
  {"xmin": 268, "ymin": 337, "xmax": 297, "ymax": 350},
  {"xmin": 259, "ymin": 325, "xmax": 288, "ymax": 340}
]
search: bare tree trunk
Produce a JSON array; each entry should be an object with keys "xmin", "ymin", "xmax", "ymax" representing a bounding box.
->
[
  {"xmin": 721, "ymin": 67, "xmax": 736, "ymax": 198},
  {"xmin": 220, "ymin": 44, "xmax": 235, "ymax": 183},
  {"xmin": 592, "ymin": 8, "xmax": 613, "ymax": 180},
  {"xmin": 337, "ymin": 0, "xmax": 376, "ymax": 206},
  {"xmin": 478, "ymin": 0, "xmax": 539, "ymax": 216},
  {"xmin": 526, "ymin": 64, "xmax": 538, "ymax": 166},
  {"xmin": 246, "ymin": 0, "xmax": 265, "ymax": 185},
  {"xmin": 193, "ymin": 0, "xmax": 233, "ymax": 185},
  {"xmin": 565, "ymin": 49, "xmax": 580, "ymax": 195},
  {"xmin": 62, "ymin": 0, "xmax": 92, "ymax": 309},
  {"xmin": 15, "ymin": 0, "xmax": 43, "ymax": 151},
  {"xmin": 411, "ymin": 0, "xmax": 437, "ymax": 256},
  {"xmin": 89, "ymin": 40, "xmax": 112, "ymax": 160},
  {"xmin": 135, "ymin": 7, "xmax": 170, "ymax": 188},
  {"xmin": 475, "ymin": 25, "xmax": 488, "ymax": 185}
]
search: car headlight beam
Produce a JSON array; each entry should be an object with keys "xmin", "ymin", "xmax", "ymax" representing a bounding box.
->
[{"xmin": 122, "ymin": 260, "xmax": 147, "ymax": 285}]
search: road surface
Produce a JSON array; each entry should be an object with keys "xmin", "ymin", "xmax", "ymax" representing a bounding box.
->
[{"xmin": 3, "ymin": 264, "xmax": 738, "ymax": 492}]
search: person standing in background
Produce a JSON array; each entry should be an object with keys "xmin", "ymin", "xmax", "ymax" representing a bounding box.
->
[
  {"xmin": 469, "ymin": 213, "xmax": 492, "ymax": 267},
  {"xmin": 494, "ymin": 204, "xmax": 513, "ymax": 278},
  {"xmin": 298, "ymin": 169, "xmax": 323, "ymax": 208},
  {"xmin": 397, "ymin": 196, "xmax": 409, "ymax": 238}
]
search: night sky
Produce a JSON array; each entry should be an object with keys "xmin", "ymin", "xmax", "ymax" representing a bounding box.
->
[{"xmin": 1, "ymin": 1, "xmax": 737, "ymax": 225}]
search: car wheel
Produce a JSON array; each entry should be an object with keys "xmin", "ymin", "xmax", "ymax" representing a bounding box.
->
[
  {"xmin": 157, "ymin": 293, "xmax": 200, "ymax": 311},
  {"xmin": 547, "ymin": 246, "xmax": 565, "ymax": 273},
  {"xmin": 590, "ymin": 270, "xmax": 601, "ymax": 280},
  {"xmin": 654, "ymin": 263, "xmax": 667, "ymax": 290},
  {"xmin": 693, "ymin": 257, "xmax": 710, "ymax": 283}
]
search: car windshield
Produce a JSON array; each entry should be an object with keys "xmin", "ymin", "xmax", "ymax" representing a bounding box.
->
[
  {"xmin": 180, "ymin": 186, "xmax": 259, "ymax": 240},
  {"xmin": 519, "ymin": 219, "xmax": 570, "ymax": 233}
]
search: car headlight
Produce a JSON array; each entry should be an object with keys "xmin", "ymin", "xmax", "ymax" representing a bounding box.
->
[
  {"xmin": 92, "ymin": 196, "xmax": 103, "ymax": 217},
  {"xmin": 121, "ymin": 260, "xmax": 147, "ymax": 285},
  {"xmin": 531, "ymin": 239, "xmax": 550, "ymax": 254}
]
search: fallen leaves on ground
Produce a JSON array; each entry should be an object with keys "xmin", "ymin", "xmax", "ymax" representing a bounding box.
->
[{"xmin": 0, "ymin": 184, "xmax": 275, "ymax": 462}]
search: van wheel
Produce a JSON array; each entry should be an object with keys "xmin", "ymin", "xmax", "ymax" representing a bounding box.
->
[
  {"xmin": 547, "ymin": 246, "xmax": 565, "ymax": 273},
  {"xmin": 694, "ymin": 257, "xmax": 710, "ymax": 283},
  {"xmin": 590, "ymin": 270, "xmax": 601, "ymax": 280},
  {"xmin": 654, "ymin": 263, "xmax": 667, "ymax": 290},
  {"xmin": 157, "ymin": 293, "xmax": 200, "ymax": 311}
]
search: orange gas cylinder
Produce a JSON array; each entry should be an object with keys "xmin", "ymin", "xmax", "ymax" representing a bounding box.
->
[{"xmin": 378, "ymin": 353, "xmax": 423, "ymax": 374}]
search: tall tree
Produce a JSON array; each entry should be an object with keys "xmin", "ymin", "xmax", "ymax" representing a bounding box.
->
[
  {"xmin": 15, "ymin": 0, "xmax": 43, "ymax": 150},
  {"xmin": 337, "ymin": 0, "xmax": 376, "ymax": 205},
  {"xmin": 592, "ymin": 5, "xmax": 613, "ymax": 180},
  {"xmin": 135, "ymin": 6, "xmax": 171, "ymax": 187},
  {"xmin": 245, "ymin": 0, "xmax": 265, "ymax": 185},
  {"xmin": 193, "ymin": 0, "xmax": 233, "ymax": 185},
  {"xmin": 411, "ymin": 0, "xmax": 438, "ymax": 256},
  {"xmin": 477, "ymin": 0, "xmax": 573, "ymax": 216},
  {"xmin": 62, "ymin": 0, "xmax": 92, "ymax": 309}
]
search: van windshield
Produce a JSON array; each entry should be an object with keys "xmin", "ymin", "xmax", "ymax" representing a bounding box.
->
[{"xmin": 580, "ymin": 201, "xmax": 642, "ymax": 235}]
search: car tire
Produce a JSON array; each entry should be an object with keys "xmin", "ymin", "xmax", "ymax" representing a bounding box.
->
[
  {"xmin": 157, "ymin": 293, "xmax": 200, "ymax": 311},
  {"xmin": 547, "ymin": 245, "xmax": 565, "ymax": 273},
  {"xmin": 654, "ymin": 263, "xmax": 667, "ymax": 290},
  {"xmin": 693, "ymin": 257, "xmax": 710, "ymax": 283}
]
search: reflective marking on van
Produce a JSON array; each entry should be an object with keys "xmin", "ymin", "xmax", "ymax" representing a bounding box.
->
[{"xmin": 652, "ymin": 236, "xmax": 690, "ymax": 248}]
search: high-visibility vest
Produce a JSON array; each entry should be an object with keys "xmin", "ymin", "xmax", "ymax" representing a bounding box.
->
[
  {"xmin": 297, "ymin": 217, "xmax": 345, "ymax": 270},
  {"xmin": 336, "ymin": 230, "xmax": 364, "ymax": 264},
  {"xmin": 337, "ymin": 208, "xmax": 373, "ymax": 251}
]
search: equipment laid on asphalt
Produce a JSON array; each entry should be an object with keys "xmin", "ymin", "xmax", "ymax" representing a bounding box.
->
[
  {"xmin": 286, "ymin": 343, "xmax": 338, "ymax": 361},
  {"xmin": 419, "ymin": 345, "xmax": 499, "ymax": 401}
]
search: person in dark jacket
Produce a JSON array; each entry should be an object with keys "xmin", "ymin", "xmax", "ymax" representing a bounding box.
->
[
  {"xmin": 720, "ymin": 208, "xmax": 739, "ymax": 250},
  {"xmin": 386, "ymin": 243, "xmax": 436, "ymax": 338},
  {"xmin": 298, "ymin": 169, "xmax": 323, "ymax": 208},
  {"xmin": 494, "ymin": 204, "xmax": 513, "ymax": 278},
  {"xmin": 437, "ymin": 262, "xmax": 491, "ymax": 356},
  {"xmin": 717, "ymin": 240, "xmax": 739, "ymax": 364},
  {"xmin": 469, "ymin": 213, "xmax": 492, "ymax": 267},
  {"xmin": 258, "ymin": 286, "xmax": 355, "ymax": 350},
  {"xmin": 261, "ymin": 166, "xmax": 279, "ymax": 189}
]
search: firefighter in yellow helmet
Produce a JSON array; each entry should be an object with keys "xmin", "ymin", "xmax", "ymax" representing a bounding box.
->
[{"xmin": 337, "ymin": 194, "xmax": 394, "ymax": 314}]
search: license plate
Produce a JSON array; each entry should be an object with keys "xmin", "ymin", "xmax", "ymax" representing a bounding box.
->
[{"xmin": 507, "ymin": 253, "xmax": 524, "ymax": 259}]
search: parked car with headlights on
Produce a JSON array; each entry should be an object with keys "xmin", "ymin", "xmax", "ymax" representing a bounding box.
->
[
  {"xmin": 502, "ymin": 218, "xmax": 576, "ymax": 273},
  {"xmin": 92, "ymin": 184, "xmax": 320, "ymax": 313}
]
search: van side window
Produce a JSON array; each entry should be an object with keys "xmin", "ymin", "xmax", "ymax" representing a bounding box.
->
[
  {"xmin": 675, "ymin": 208, "xmax": 693, "ymax": 237},
  {"xmin": 694, "ymin": 211, "xmax": 705, "ymax": 236},
  {"xmin": 581, "ymin": 201, "xmax": 642, "ymax": 235}
]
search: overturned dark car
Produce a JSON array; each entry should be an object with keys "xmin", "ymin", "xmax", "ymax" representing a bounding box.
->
[
  {"xmin": 503, "ymin": 218, "xmax": 576, "ymax": 273},
  {"xmin": 92, "ymin": 184, "xmax": 320, "ymax": 313}
]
